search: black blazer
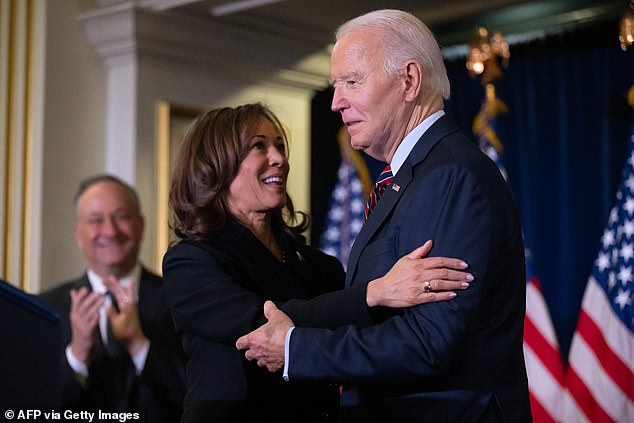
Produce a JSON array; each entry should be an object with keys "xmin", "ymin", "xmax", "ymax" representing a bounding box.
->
[
  {"xmin": 39, "ymin": 267, "xmax": 186, "ymax": 423},
  {"xmin": 162, "ymin": 221, "xmax": 373, "ymax": 422},
  {"xmin": 287, "ymin": 115, "xmax": 532, "ymax": 422}
]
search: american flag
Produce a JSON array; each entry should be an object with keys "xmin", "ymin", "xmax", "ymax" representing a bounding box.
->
[
  {"xmin": 319, "ymin": 147, "xmax": 368, "ymax": 270},
  {"xmin": 524, "ymin": 255, "xmax": 565, "ymax": 422},
  {"xmin": 475, "ymin": 94, "xmax": 564, "ymax": 422},
  {"xmin": 562, "ymin": 123, "xmax": 634, "ymax": 422}
]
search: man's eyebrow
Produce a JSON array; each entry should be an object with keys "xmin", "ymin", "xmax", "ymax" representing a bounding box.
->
[{"xmin": 329, "ymin": 72, "xmax": 358, "ymax": 86}]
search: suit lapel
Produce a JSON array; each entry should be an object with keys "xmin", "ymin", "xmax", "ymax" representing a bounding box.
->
[
  {"xmin": 345, "ymin": 115, "xmax": 460, "ymax": 287},
  {"xmin": 345, "ymin": 165, "xmax": 410, "ymax": 286},
  {"xmin": 76, "ymin": 274, "xmax": 92, "ymax": 293}
]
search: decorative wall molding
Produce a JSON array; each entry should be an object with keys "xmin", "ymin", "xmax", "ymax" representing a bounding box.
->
[{"xmin": 78, "ymin": 1, "xmax": 330, "ymax": 91}]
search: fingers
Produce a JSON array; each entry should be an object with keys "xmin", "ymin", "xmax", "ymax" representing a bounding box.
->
[
  {"xmin": 420, "ymin": 291, "xmax": 458, "ymax": 303},
  {"xmin": 421, "ymin": 268, "xmax": 474, "ymax": 295},
  {"xmin": 427, "ymin": 278, "xmax": 470, "ymax": 292},
  {"xmin": 235, "ymin": 323, "xmax": 273, "ymax": 352},
  {"xmin": 236, "ymin": 303, "xmax": 277, "ymax": 351},
  {"xmin": 263, "ymin": 300, "xmax": 295, "ymax": 328},
  {"xmin": 236, "ymin": 332, "xmax": 265, "ymax": 363},
  {"xmin": 406, "ymin": 240, "xmax": 433, "ymax": 259},
  {"xmin": 69, "ymin": 287, "xmax": 102, "ymax": 360},
  {"xmin": 243, "ymin": 347, "xmax": 256, "ymax": 361},
  {"xmin": 101, "ymin": 277, "xmax": 145, "ymax": 349},
  {"xmin": 103, "ymin": 276, "xmax": 133, "ymax": 308},
  {"xmin": 70, "ymin": 287, "xmax": 103, "ymax": 320},
  {"xmin": 103, "ymin": 278, "xmax": 123, "ymax": 320},
  {"xmin": 426, "ymin": 268, "xmax": 474, "ymax": 284},
  {"xmin": 422, "ymin": 256, "xmax": 469, "ymax": 270},
  {"xmin": 404, "ymin": 241, "xmax": 469, "ymax": 272},
  {"xmin": 236, "ymin": 334, "xmax": 250, "ymax": 350},
  {"xmin": 263, "ymin": 300, "xmax": 278, "ymax": 319},
  {"xmin": 237, "ymin": 301, "xmax": 290, "ymax": 374},
  {"xmin": 243, "ymin": 347, "xmax": 283, "ymax": 372}
]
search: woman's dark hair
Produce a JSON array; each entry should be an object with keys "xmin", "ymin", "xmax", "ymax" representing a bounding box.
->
[{"xmin": 169, "ymin": 102, "xmax": 309, "ymax": 242}]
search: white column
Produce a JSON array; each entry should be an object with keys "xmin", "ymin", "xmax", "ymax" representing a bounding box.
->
[
  {"xmin": 105, "ymin": 57, "xmax": 137, "ymax": 184},
  {"xmin": 79, "ymin": 2, "xmax": 139, "ymax": 184}
]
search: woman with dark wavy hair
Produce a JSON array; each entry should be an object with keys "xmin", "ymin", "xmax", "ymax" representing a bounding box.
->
[{"xmin": 162, "ymin": 103, "xmax": 471, "ymax": 422}]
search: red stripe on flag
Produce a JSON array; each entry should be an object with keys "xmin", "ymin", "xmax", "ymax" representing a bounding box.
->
[
  {"xmin": 528, "ymin": 276, "xmax": 541, "ymax": 290},
  {"xmin": 524, "ymin": 316, "xmax": 565, "ymax": 385},
  {"xmin": 529, "ymin": 392, "xmax": 558, "ymax": 423},
  {"xmin": 566, "ymin": 365, "xmax": 615, "ymax": 423},
  {"xmin": 577, "ymin": 310, "xmax": 634, "ymax": 401}
]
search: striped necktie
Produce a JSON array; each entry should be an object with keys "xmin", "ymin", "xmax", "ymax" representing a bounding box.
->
[{"xmin": 364, "ymin": 165, "xmax": 393, "ymax": 223}]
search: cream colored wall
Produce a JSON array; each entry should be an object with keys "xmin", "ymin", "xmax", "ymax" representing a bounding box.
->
[{"xmin": 39, "ymin": 0, "xmax": 107, "ymax": 291}]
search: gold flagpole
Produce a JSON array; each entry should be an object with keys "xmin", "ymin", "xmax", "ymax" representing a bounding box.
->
[{"xmin": 467, "ymin": 27, "xmax": 510, "ymax": 157}]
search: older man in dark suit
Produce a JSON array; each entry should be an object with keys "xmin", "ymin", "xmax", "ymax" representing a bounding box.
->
[
  {"xmin": 237, "ymin": 9, "xmax": 531, "ymax": 422},
  {"xmin": 39, "ymin": 174, "xmax": 186, "ymax": 422}
]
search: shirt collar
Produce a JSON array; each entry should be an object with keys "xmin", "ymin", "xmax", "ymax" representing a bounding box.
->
[
  {"xmin": 86, "ymin": 263, "xmax": 141, "ymax": 301},
  {"xmin": 390, "ymin": 110, "xmax": 445, "ymax": 175}
]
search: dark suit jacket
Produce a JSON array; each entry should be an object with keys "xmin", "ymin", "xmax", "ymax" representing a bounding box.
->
[
  {"xmin": 39, "ymin": 267, "xmax": 186, "ymax": 423},
  {"xmin": 287, "ymin": 115, "xmax": 532, "ymax": 422},
  {"xmin": 162, "ymin": 220, "xmax": 374, "ymax": 422}
]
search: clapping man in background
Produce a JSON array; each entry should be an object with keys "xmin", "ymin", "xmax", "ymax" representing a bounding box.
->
[{"xmin": 40, "ymin": 174, "xmax": 186, "ymax": 422}]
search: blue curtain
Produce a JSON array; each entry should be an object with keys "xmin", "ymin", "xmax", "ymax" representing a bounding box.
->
[{"xmin": 444, "ymin": 17, "xmax": 634, "ymax": 360}]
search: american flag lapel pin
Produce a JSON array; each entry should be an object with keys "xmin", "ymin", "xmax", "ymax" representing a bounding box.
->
[{"xmin": 392, "ymin": 184, "xmax": 400, "ymax": 192}]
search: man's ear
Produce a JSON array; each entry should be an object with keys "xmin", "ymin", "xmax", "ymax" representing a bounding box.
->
[{"xmin": 403, "ymin": 60, "xmax": 422, "ymax": 101}]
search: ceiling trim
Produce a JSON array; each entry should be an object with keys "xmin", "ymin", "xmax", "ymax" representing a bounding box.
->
[{"xmin": 78, "ymin": 2, "xmax": 330, "ymax": 90}]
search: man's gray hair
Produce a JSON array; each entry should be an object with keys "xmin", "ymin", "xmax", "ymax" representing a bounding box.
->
[{"xmin": 335, "ymin": 9, "xmax": 451, "ymax": 100}]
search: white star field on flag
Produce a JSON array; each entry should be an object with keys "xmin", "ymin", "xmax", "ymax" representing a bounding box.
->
[{"xmin": 320, "ymin": 160, "xmax": 366, "ymax": 270}]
